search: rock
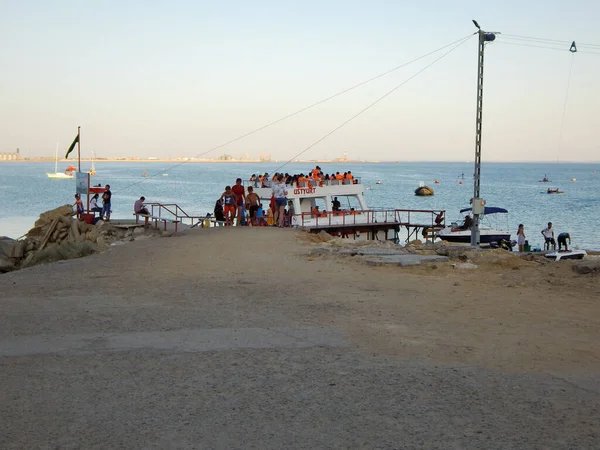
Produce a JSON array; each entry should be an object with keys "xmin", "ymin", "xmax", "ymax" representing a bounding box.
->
[
  {"xmin": 21, "ymin": 241, "xmax": 97, "ymax": 269},
  {"xmin": 0, "ymin": 254, "xmax": 17, "ymax": 273},
  {"xmin": 452, "ymin": 262, "xmax": 478, "ymax": 270},
  {"xmin": 572, "ymin": 260, "xmax": 600, "ymax": 275},
  {"xmin": 96, "ymin": 236, "xmax": 107, "ymax": 248},
  {"xmin": 0, "ymin": 238, "xmax": 25, "ymax": 259},
  {"xmin": 26, "ymin": 224, "xmax": 46, "ymax": 237},
  {"xmin": 34, "ymin": 205, "xmax": 73, "ymax": 227}
]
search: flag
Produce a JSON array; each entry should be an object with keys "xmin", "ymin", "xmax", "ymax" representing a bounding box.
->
[{"xmin": 65, "ymin": 132, "xmax": 79, "ymax": 159}]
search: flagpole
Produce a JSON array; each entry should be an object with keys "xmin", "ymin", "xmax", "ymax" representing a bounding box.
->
[{"xmin": 77, "ymin": 126, "xmax": 81, "ymax": 172}]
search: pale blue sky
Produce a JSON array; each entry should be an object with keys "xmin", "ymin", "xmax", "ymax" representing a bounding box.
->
[{"xmin": 1, "ymin": 0, "xmax": 599, "ymax": 161}]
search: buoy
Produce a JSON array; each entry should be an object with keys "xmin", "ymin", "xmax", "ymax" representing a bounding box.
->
[
  {"xmin": 415, "ymin": 186, "xmax": 434, "ymax": 196},
  {"xmin": 458, "ymin": 181, "xmax": 463, "ymax": 185}
]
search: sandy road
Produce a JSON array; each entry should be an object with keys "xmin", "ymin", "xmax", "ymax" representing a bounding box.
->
[{"xmin": 1, "ymin": 227, "xmax": 599, "ymax": 449}]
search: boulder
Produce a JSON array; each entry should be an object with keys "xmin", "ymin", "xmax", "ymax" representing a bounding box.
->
[
  {"xmin": 0, "ymin": 238, "xmax": 24, "ymax": 259},
  {"xmin": 572, "ymin": 260, "xmax": 600, "ymax": 275},
  {"xmin": 0, "ymin": 254, "xmax": 17, "ymax": 273},
  {"xmin": 34, "ymin": 205, "xmax": 73, "ymax": 227}
]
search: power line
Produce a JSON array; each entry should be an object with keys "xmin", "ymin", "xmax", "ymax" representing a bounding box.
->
[
  {"xmin": 114, "ymin": 33, "xmax": 476, "ymax": 194},
  {"xmin": 495, "ymin": 40, "xmax": 600, "ymax": 55},
  {"xmin": 273, "ymin": 34, "xmax": 475, "ymax": 173},
  {"xmin": 502, "ymin": 33, "xmax": 600, "ymax": 48}
]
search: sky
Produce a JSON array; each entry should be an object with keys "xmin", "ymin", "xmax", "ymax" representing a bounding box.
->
[{"xmin": 1, "ymin": 0, "xmax": 599, "ymax": 162}]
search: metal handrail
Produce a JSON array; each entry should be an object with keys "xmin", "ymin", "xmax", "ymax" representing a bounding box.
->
[
  {"xmin": 243, "ymin": 177, "xmax": 362, "ymax": 188},
  {"xmin": 294, "ymin": 208, "xmax": 445, "ymax": 228}
]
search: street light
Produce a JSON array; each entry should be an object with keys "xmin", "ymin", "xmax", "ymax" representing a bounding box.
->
[{"xmin": 470, "ymin": 20, "xmax": 499, "ymax": 247}]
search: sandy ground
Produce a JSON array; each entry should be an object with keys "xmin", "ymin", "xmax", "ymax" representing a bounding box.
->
[{"xmin": 1, "ymin": 227, "xmax": 599, "ymax": 449}]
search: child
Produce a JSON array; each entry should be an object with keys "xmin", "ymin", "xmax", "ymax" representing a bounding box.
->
[
  {"xmin": 219, "ymin": 186, "xmax": 236, "ymax": 226},
  {"xmin": 517, "ymin": 224, "xmax": 526, "ymax": 252},
  {"xmin": 73, "ymin": 194, "xmax": 84, "ymax": 218}
]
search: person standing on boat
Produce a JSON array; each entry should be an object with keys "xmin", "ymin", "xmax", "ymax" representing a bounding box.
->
[
  {"xmin": 272, "ymin": 174, "xmax": 288, "ymax": 227},
  {"xmin": 557, "ymin": 232, "xmax": 571, "ymax": 252},
  {"xmin": 231, "ymin": 178, "xmax": 246, "ymax": 226},
  {"xmin": 541, "ymin": 222, "xmax": 556, "ymax": 251},
  {"xmin": 517, "ymin": 224, "xmax": 526, "ymax": 252},
  {"xmin": 332, "ymin": 197, "xmax": 341, "ymax": 212},
  {"xmin": 102, "ymin": 185, "xmax": 112, "ymax": 222}
]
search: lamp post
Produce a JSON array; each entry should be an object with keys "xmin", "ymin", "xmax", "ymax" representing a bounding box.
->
[{"xmin": 471, "ymin": 20, "xmax": 498, "ymax": 246}]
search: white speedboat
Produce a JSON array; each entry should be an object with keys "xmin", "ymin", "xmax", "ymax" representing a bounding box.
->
[
  {"xmin": 544, "ymin": 250, "xmax": 587, "ymax": 261},
  {"xmin": 437, "ymin": 206, "xmax": 511, "ymax": 244}
]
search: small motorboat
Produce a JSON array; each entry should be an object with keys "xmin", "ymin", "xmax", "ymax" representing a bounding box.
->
[
  {"xmin": 570, "ymin": 178, "xmax": 576, "ymax": 182},
  {"xmin": 545, "ymin": 249, "xmax": 587, "ymax": 261},
  {"xmin": 434, "ymin": 180, "xmax": 440, "ymax": 184},
  {"xmin": 437, "ymin": 206, "xmax": 511, "ymax": 244},
  {"xmin": 375, "ymin": 180, "xmax": 381, "ymax": 184}
]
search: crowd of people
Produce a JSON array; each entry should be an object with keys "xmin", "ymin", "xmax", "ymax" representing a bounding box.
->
[
  {"xmin": 214, "ymin": 176, "xmax": 292, "ymax": 227},
  {"xmin": 248, "ymin": 166, "xmax": 357, "ymax": 188},
  {"xmin": 211, "ymin": 167, "xmax": 359, "ymax": 227},
  {"xmin": 515, "ymin": 222, "xmax": 571, "ymax": 253},
  {"xmin": 73, "ymin": 184, "xmax": 112, "ymax": 222}
]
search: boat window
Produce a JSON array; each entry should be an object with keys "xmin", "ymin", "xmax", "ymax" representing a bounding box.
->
[{"xmin": 335, "ymin": 196, "xmax": 361, "ymax": 211}]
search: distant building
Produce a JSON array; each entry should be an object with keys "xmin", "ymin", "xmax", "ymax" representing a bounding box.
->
[{"xmin": 0, "ymin": 149, "xmax": 20, "ymax": 161}]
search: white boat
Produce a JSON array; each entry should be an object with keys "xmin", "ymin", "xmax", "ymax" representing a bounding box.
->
[
  {"xmin": 544, "ymin": 249, "xmax": 587, "ymax": 261},
  {"xmin": 437, "ymin": 207, "xmax": 511, "ymax": 244},
  {"xmin": 248, "ymin": 177, "xmax": 440, "ymax": 242},
  {"xmin": 89, "ymin": 151, "xmax": 96, "ymax": 175},
  {"xmin": 46, "ymin": 143, "xmax": 75, "ymax": 179}
]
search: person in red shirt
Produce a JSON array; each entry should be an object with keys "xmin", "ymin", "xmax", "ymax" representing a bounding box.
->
[{"xmin": 231, "ymin": 178, "xmax": 246, "ymax": 226}]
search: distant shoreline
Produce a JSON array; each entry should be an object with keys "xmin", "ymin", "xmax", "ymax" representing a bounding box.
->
[
  {"xmin": 0, "ymin": 158, "xmax": 381, "ymax": 164},
  {"xmin": 1, "ymin": 159, "xmax": 599, "ymax": 164}
]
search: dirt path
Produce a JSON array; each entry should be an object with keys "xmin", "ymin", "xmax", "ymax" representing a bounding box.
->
[{"xmin": 1, "ymin": 228, "xmax": 598, "ymax": 449}]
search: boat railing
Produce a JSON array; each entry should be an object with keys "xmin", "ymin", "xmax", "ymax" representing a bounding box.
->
[
  {"xmin": 243, "ymin": 177, "xmax": 361, "ymax": 189},
  {"xmin": 145, "ymin": 203, "xmax": 212, "ymax": 228},
  {"xmin": 294, "ymin": 208, "xmax": 445, "ymax": 229}
]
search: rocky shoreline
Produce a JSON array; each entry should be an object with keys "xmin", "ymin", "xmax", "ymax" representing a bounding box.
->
[{"xmin": 0, "ymin": 205, "xmax": 167, "ymax": 273}]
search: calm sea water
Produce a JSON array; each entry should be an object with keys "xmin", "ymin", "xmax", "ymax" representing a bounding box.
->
[{"xmin": 1, "ymin": 161, "xmax": 599, "ymax": 250}]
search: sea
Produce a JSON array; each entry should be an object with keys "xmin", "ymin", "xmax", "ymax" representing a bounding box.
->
[{"xmin": 1, "ymin": 161, "xmax": 599, "ymax": 250}]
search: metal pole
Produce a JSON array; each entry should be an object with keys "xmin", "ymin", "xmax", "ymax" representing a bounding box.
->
[
  {"xmin": 77, "ymin": 126, "xmax": 81, "ymax": 172},
  {"xmin": 471, "ymin": 30, "xmax": 485, "ymax": 246}
]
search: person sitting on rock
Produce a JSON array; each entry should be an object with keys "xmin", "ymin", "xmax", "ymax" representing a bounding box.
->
[{"xmin": 134, "ymin": 196, "xmax": 151, "ymax": 226}]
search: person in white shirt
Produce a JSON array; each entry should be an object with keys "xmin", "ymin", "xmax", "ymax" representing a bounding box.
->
[
  {"xmin": 89, "ymin": 194, "xmax": 103, "ymax": 216},
  {"xmin": 271, "ymin": 174, "xmax": 288, "ymax": 227},
  {"xmin": 541, "ymin": 222, "xmax": 556, "ymax": 251}
]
